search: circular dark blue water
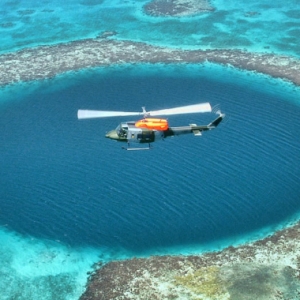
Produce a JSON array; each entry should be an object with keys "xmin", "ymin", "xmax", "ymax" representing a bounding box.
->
[{"xmin": 1, "ymin": 66, "xmax": 300, "ymax": 253}]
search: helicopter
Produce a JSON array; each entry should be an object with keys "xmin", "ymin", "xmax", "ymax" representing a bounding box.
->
[{"xmin": 77, "ymin": 103, "xmax": 225, "ymax": 150}]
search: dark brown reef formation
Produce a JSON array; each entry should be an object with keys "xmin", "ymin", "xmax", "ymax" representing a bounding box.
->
[
  {"xmin": 144, "ymin": 0, "xmax": 214, "ymax": 17},
  {"xmin": 81, "ymin": 222, "xmax": 300, "ymax": 300},
  {"xmin": 1, "ymin": 39, "xmax": 300, "ymax": 87}
]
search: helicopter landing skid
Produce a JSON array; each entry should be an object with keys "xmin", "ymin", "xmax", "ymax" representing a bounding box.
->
[{"xmin": 122, "ymin": 143, "xmax": 152, "ymax": 151}]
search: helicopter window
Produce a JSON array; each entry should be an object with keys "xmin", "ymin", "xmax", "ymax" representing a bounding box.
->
[{"xmin": 117, "ymin": 123, "xmax": 128, "ymax": 137}]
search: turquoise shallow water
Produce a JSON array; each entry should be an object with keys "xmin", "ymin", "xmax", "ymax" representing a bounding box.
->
[
  {"xmin": 1, "ymin": 0, "xmax": 300, "ymax": 299},
  {"xmin": 0, "ymin": 0, "xmax": 300, "ymax": 55}
]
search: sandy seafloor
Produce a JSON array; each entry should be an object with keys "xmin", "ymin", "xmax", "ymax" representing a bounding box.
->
[{"xmin": 0, "ymin": 0, "xmax": 300, "ymax": 299}]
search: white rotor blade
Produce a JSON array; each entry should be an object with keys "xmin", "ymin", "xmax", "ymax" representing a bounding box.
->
[
  {"xmin": 77, "ymin": 110, "xmax": 141, "ymax": 119},
  {"xmin": 148, "ymin": 103, "xmax": 212, "ymax": 116},
  {"xmin": 78, "ymin": 102, "xmax": 212, "ymax": 119}
]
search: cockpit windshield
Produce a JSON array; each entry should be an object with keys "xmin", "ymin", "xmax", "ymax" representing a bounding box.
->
[{"xmin": 116, "ymin": 123, "xmax": 128, "ymax": 137}]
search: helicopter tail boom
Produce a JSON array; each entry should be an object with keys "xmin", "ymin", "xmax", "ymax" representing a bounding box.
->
[{"xmin": 166, "ymin": 112, "xmax": 225, "ymax": 137}]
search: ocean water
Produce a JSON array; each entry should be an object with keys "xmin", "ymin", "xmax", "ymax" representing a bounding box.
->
[
  {"xmin": 0, "ymin": 0, "xmax": 300, "ymax": 55},
  {"xmin": 1, "ymin": 63, "xmax": 300, "ymax": 298},
  {"xmin": 1, "ymin": 0, "xmax": 300, "ymax": 299}
]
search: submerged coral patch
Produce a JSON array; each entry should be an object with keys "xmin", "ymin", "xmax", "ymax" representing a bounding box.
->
[
  {"xmin": 0, "ymin": 22, "xmax": 15, "ymax": 28},
  {"xmin": 175, "ymin": 266, "xmax": 228, "ymax": 299},
  {"xmin": 80, "ymin": 0, "xmax": 105, "ymax": 6},
  {"xmin": 17, "ymin": 9, "xmax": 35, "ymax": 16},
  {"xmin": 144, "ymin": 0, "xmax": 214, "ymax": 17}
]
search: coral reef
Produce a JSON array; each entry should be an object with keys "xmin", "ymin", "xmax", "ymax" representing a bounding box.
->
[
  {"xmin": 80, "ymin": 222, "xmax": 300, "ymax": 299},
  {"xmin": 174, "ymin": 266, "xmax": 228, "ymax": 299},
  {"xmin": 1, "ymin": 39, "xmax": 300, "ymax": 87},
  {"xmin": 144, "ymin": 0, "xmax": 214, "ymax": 17}
]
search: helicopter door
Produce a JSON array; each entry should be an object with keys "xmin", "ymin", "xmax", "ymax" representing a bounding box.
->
[
  {"xmin": 127, "ymin": 129, "xmax": 139, "ymax": 143},
  {"xmin": 127, "ymin": 128, "xmax": 154, "ymax": 143},
  {"xmin": 137, "ymin": 130, "xmax": 155, "ymax": 143}
]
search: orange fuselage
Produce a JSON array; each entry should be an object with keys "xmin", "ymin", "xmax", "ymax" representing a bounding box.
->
[{"xmin": 135, "ymin": 118, "xmax": 169, "ymax": 130}]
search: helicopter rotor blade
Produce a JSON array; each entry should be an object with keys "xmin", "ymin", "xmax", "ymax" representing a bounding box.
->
[
  {"xmin": 148, "ymin": 102, "xmax": 212, "ymax": 116},
  {"xmin": 78, "ymin": 102, "xmax": 212, "ymax": 119},
  {"xmin": 77, "ymin": 110, "xmax": 142, "ymax": 119}
]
